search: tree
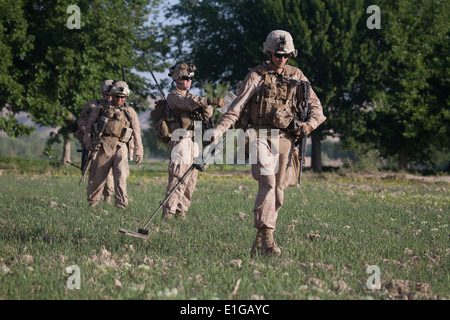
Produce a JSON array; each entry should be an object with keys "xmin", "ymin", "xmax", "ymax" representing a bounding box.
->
[
  {"xmin": 1, "ymin": 0, "xmax": 170, "ymax": 164},
  {"xmin": 166, "ymin": 0, "xmax": 370, "ymax": 171},
  {"xmin": 350, "ymin": 0, "xmax": 450, "ymax": 170},
  {"xmin": 0, "ymin": 1, "xmax": 34, "ymax": 137}
]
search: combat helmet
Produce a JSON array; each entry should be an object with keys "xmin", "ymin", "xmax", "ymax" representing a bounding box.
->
[
  {"xmin": 263, "ymin": 30, "xmax": 298, "ymax": 58},
  {"xmin": 100, "ymin": 80, "xmax": 114, "ymax": 95},
  {"xmin": 168, "ymin": 62, "xmax": 196, "ymax": 81},
  {"xmin": 109, "ymin": 81, "xmax": 130, "ymax": 97}
]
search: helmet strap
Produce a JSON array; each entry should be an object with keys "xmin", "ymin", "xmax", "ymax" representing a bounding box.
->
[{"xmin": 269, "ymin": 59, "xmax": 287, "ymax": 70}]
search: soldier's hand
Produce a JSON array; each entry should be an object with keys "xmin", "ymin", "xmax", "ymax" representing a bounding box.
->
[
  {"xmin": 135, "ymin": 155, "xmax": 143, "ymax": 164},
  {"xmin": 209, "ymin": 128, "xmax": 222, "ymax": 144},
  {"xmin": 207, "ymin": 98, "xmax": 226, "ymax": 107},
  {"xmin": 296, "ymin": 123, "xmax": 313, "ymax": 138}
]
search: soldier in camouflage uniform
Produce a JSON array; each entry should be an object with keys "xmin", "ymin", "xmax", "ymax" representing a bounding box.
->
[
  {"xmin": 84, "ymin": 81, "xmax": 143, "ymax": 209},
  {"xmin": 162, "ymin": 62, "xmax": 225, "ymax": 220},
  {"xmin": 74, "ymin": 80, "xmax": 114, "ymax": 203},
  {"xmin": 213, "ymin": 30, "xmax": 326, "ymax": 256}
]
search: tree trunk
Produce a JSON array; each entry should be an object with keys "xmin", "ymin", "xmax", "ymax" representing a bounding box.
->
[
  {"xmin": 61, "ymin": 134, "xmax": 71, "ymax": 165},
  {"xmin": 311, "ymin": 135, "xmax": 322, "ymax": 172},
  {"xmin": 398, "ymin": 146, "xmax": 408, "ymax": 171}
]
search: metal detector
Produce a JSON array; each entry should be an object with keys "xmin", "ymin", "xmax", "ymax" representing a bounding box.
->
[{"xmin": 119, "ymin": 130, "xmax": 234, "ymax": 239}]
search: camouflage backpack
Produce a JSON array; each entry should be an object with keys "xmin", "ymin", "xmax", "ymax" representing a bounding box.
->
[{"xmin": 150, "ymin": 99, "xmax": 179, "ymax": 144}]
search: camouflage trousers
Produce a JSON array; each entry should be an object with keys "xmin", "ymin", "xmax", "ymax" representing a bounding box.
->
[
  {"xmin": 251, "ymin": 137, "xmax": 296, "ymax": 229},
  {"xmin": 162, "ymin": 138, "xmax": 199, "ymax": 214},
  {"xmin": 87, "ymin": 145, "xmax": 129, "ymax": 207},
  {"xmin": 102, "ymin": 171, "xmax": 114, "ymax": 199}
]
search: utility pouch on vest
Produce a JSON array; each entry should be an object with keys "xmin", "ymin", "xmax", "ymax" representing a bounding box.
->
[
  {"xmin": 155, "ymin": 118, "xmax": 172, "ymax": 143},
  {"xmin": 119, "ymin": 127, "xmax": 133, "ymax": 143},
  {"xmin": 151, "ymin": 99, "xmax": 181, "ymax": 143},
  {"xmin": 273, "ymin": 107, "xmax": 295, "ymax": 129}
]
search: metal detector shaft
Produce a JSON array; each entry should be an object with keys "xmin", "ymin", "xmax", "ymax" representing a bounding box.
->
[
  {"xmin": 298, "ymin": 129, "xmax": 307, "ymax": 184},
  {"xmin": 138, "ymin": 163, "xmax": 197, "ymax": 233},
  {"xmin": 122, "ymin": 130, "xmax": 234, "ymax": 238}
]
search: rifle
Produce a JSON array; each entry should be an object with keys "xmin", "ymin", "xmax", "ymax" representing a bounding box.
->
[
  {"xmin": 66, "ymin": 160, "xmax": 82, "ymax": 171},
  {"xmin": 295, "ymin": 81, "xmax": 310, "ymax": 184},
  {"xmin": 121, "ymin": 67, "xmax": 135, "ymax": 161},
  {"xmin": 78, "ymin": 115, "xmax": 109, "ymax": 185},
  {"xmin": 78, "ymin": 145, "xmax": 89, "ymax": 172}
]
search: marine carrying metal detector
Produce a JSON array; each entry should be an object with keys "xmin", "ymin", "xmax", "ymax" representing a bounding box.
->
[{"xmin": 119, "ymin": 130, "xmax": 233, "ymax": 239}]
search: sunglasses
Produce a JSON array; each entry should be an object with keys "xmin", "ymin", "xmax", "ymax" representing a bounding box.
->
[
  {"xmin": 181, "ymin": 76, "xmax": 194, "ymax": 81},
  {"xmin": 274, "ymin": 53, "xmax": 291, "ymax": 59}
]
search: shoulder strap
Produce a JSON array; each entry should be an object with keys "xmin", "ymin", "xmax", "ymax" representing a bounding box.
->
[
  {"xmin": 249, "ymin": 64, "xmax": 270, "ymax": 77},
  {"xmin": 123, "ymin": 106, "xmax": 133, "ymax": 129}
]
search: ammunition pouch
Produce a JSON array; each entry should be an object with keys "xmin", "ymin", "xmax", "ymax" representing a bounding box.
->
[
  {"xmin": 119, "ymin": 127, "xmax": 133, "ymax": 143},
  {"xmin": 272, "ymin": 107, "xmax": 295, "ymax": 129}
]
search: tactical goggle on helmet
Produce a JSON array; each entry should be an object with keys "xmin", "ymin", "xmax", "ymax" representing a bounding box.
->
[
  {"xmin": 168, "ymin": 62, "xmax": 196, "ymax": 81},
  {"xmin": 263, "ymin": 30, "xmax": 298, "ymax": 58},
  {"xmin": 110, "ymin": 81, "xmax": 130, "ymax": 97}
]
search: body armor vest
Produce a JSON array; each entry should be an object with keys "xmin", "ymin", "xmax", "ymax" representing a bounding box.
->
[
  {"xmin": 101, "ymin": 104, "xmax": 133, "ymax": 143},
  {"xmin": 246, "ymin": 64, "xmax": 299, "ymax": 129},
  {"xmin": 173, "ymin": 93, "xmax": 210, "ymax": 131}
]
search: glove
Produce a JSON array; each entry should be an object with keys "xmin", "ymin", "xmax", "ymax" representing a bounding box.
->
[
  {"xmin": 135, "ymin": 154, "xmax": 143, "ymax": 164},
  {"xmin": 296, "ymin": 122, "xmax": 313, "ymax": 138},
  {"xmin": 209, "ymin": 128, "xmax": 222, "ymax": 144},
  {"xmin": 207, "ymin": 98, "xmax": 226, "ymax": 107}
]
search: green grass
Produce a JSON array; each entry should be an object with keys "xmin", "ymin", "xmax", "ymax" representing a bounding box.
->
[{"xmin": 0, "ymin": 158, "xmax": 449, "ymax": 300}]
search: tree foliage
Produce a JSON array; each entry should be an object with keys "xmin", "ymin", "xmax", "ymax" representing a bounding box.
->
[
  {"xmin": 352, "ymin": 0, "xmax": 450, "ymax": 169},
  {"xmin": 1, "ymin": 0, "xmax": 170, "ymax": 140},
  {"xmin": 167, "ymin": 0, "xmax": 370, "ymax": 171},
  {"xmin": 0, "ymin": 1, "xmax": 34, "ymax": 136},
  {"xmin": 166, "ymin": 0, "xmax": 449, "ymax": 170}
]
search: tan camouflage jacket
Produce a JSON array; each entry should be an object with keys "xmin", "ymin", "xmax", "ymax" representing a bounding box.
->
[
  {"xmin": 216, "ymin": 61, "xmax": 326, "ymax": 135},
  {"xmin": 84, "ymin": 101, "xmax": 143, "ymax": 158},
  {"xmin": 167, "ymin": 88, "xmax": 214, "ymax": 129}
]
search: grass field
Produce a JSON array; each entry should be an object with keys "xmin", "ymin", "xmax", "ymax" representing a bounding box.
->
[{"xmin": 0, "ymin": 157, "xmax": 449, "ymax": 301}]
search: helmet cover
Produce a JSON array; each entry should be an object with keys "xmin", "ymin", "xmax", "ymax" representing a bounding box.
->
[
  {"xmin": 168, "ymin": 62, "xmax": 196, "ymax": 80},
  {"xmin": 109, "ymin": 81, "xmax": 130, "ymax": 97},
  {"xmin": 263, "ymin": 30, "xmax": 298, "ymax": 57}
]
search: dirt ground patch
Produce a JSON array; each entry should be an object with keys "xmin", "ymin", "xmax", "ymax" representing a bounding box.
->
[
  {"xmin": 342, "ymin": 171, "xmax": 450, "ymax": 184},
  {"xmin": 403, "ymin": 174, "xmax": 450, "ymax": 183}
]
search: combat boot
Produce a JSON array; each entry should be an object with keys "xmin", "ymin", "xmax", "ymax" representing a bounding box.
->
[
  {"xmin": 259, "ymin": 228, "xmax": 281, "ymax": 256},
  {"xmin": 162, "ymin": 211, "xmax": 174, "ymax": 220},
  {"xmin": 103, "ymin": 195, "xmax": 111, "ymax": 204},
  {"xmin": 175, "ymin": 210, "xmax": 186, "ymax": 220},
  {"xmin": 250, "ymin": 229, "xmax": 263, "ymax": 256}
]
